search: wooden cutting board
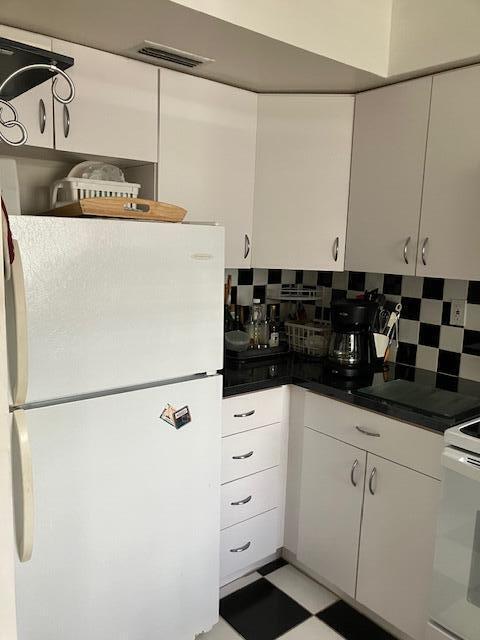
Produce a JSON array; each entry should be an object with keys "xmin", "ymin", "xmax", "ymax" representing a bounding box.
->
[{"xmin": 40, "ymin": 197, "xmax": 187, "ymax": 222}]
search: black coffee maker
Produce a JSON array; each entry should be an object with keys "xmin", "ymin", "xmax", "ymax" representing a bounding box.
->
[{"xmin": 327, "ymin": 299, "xmax": 377, "ymax": 377}]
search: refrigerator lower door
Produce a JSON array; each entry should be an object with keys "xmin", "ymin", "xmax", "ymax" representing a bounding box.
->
[
  {"xmin": 13, "ymin": 375, "xmax": 221, "ymax": 640},
  {"xmin": 7, "ymin": 216, "xmax": 224, "ymax": 404}
]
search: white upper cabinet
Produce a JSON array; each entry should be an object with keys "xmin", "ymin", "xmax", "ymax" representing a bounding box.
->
[
  {"xmin": 253, "ymin": 95, "xmax": 354, "ymax": 271},
  {"xmin": 0, "ymin": 26, "xmax": 54, "ymax": 149},
  {"xmin": 158, "ymin": 69, "xmax": 257, "ymax": 268},
  {"xmin": 418, "ymin": 64, "xmax": 480, "ymax": 280},
  {"xmin": 346, "ymin": 77, "xmax": 432, "ymax": 276},
  {"xmin": 51, "ymin": 40, "xmax": 158, "ymax": 162}
]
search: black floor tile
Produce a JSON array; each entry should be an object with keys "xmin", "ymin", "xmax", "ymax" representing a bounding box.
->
[
  {"xmin": 257, "ymin": 557, "xmax": 288, "ymax": 576},
  {"xmin": 220, "ymin": 578, "xmax": 311, "ymax": 640},
  {"xmin": 317, "ymin": 601, "xmax": 396, "ymax": 640}
]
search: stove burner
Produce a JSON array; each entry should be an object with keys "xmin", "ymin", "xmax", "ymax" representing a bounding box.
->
[{"xmin": 459, "ymin": 421, "xmax": 480, "ymax": 438}]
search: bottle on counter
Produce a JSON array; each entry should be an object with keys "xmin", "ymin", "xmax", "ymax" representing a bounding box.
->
[
  {"xmin": 249, "ymin": 298, "xmax": 269, "ymax": 349},
  {"xmin": 268, "ymin": 305, "xmax": 280, "ymax": 348}
]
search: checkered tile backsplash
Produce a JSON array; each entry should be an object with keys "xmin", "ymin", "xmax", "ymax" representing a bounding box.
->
[{"xmin": 225, "ymin": 268, "xmax": 480, "ymax": 382}]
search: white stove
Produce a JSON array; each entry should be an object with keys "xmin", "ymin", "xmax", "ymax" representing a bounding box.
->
[
  {"xmin": 430, "ymin": 418, "xmax": 480, "ymax": 640},
  {"xmin": 444, "ymin": 418, "xmax": 480, "ymax": 455}
]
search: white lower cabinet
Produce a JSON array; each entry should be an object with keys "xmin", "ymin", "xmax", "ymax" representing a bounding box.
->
[
  {"xmin": 297, "ymin": 428, "xmax": 366, "ymax": 598},
  {"xmin": 356, "ymin": 455, "xmax": 440, "ymax": 640},
  {"xmin": 294, "ymin": 392, "xmax": 442, "ymax": 640},
  {"xmin": 221, "ymin": 422, "xmax": 282, "ymax": 484},
  {"xmin": 220, "ymin": 388, "xmax": 288, "ymax": 584},
  {"xmin": 221, "ymin": 466, "xmax": 279, "ymax": 530},
  {"xmin": 220, "ymin": 509, "xmax": 279, "ymax": 578}
]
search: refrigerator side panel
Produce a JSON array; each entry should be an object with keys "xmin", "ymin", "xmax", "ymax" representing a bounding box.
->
[
  {"xmin": 14, "ymin": 375, "xmax": 222, "ymax": 640},
  {"xmin": 8, "ymin": 217, "xmax": 224, "ymax": 404}
]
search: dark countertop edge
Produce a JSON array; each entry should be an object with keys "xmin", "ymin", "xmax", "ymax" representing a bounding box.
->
[
  {"xmin": 223, "ymin": 373, "xmax": 467, "ymax": 434},
  {"xmin": 222, "ymin": 375, "xmax": 292, "ymax": 398}
]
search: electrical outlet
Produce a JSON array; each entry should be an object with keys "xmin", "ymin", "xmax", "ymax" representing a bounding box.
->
[{"xmin": 450, "ymin": 299, "xmax": 466, "ymax": 327}]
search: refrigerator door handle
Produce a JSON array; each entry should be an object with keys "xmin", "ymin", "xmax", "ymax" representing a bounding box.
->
[
  {"xmin": 11, "ymin": 239, "xmax": 28, "ymax": 405},
  {"xmin": 12, "ymin": 409, "xmax": 34, "ymax": 562}
]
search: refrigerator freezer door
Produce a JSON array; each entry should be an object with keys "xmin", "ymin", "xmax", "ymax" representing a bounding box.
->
[
  {"xmin": 7, "ymin": 216, "xmax": 224, "ymax": 404},
  {"xmin": 13, "ymin": 375, "xmax": 222, "ymax": 640}
]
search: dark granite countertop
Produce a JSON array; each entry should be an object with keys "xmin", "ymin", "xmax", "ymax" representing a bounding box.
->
[{"xmin": 222, "ymin": 352, "xmax": 480, "ymax": 434}]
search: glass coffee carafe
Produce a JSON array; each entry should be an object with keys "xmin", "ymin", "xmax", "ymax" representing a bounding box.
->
[{"xmin": 327, "ymin": 300, "xmax": 376, "ymax": 377}]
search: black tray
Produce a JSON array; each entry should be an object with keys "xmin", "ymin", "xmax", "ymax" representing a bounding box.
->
[{"xmin": 225, "ymin": 344, "xmax": 289, "ymax": 362}]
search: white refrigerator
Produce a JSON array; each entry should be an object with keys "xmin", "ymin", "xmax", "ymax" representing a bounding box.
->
[{"xmin": 5, "ymin": 215, "xmax": 224, "ymax": 640}]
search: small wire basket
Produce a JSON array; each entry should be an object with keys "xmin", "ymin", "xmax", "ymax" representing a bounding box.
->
[{"xmin": 285, "ymin": 321, "xmax": 331, "ymax": 357}]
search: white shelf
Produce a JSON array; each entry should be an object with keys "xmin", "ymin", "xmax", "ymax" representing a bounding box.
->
[{"xmin": 267, "ymin": 286, "xmax": 323, "ymax": 302}]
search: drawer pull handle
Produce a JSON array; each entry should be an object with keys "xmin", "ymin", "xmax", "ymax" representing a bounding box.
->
[
  {"xmin": 232, "ymin": 451, "xmax": 254, "ymax": 460},
  {"xmin": 234, "ymin": 410, "xmax": 255, "ymax": 418},
  {"xmin": 231, "ymin": 495, "xmax": 252, "ymax": 506},
  {"xmin": 369, "ymin": 467, "xmax": 377, "ymax": 495},
  {"xmin": 355, "ymin": 425, "xmax": 380, "ymax": 438},
  {"xmin": 230, "ymin": 541, "xmax": 251, "ymax": 553},
  {"xmin": 350, "ymin": 459, "xmax": 359, "ymax": 487}
]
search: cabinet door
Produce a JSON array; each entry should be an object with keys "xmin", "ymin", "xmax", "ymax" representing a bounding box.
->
[
  {"xmin": 418, "ymin": 64, "xmax": 480, "ymax": 279},
  {"xmin": 346, "ymin": 78, "xmax": 432, "ymax": 276},
  {"xmin": 297, "ymin": 428, "xmax": 366, "ymax": 598},
  {"xmin": 357, "ymin": 455, "xmax": 440, "ymax": 640},
  {"xmin": 158, "ymin": 70, "xmax": 257, "ymax": 268},
  {"xmin": 253, "ymin": 95, "xmax": 353, "ymax": 270},
  {"xmin": 0, "ymin": 26, "xmax": 54, "ymax": 149},
  {"xmin": 52, "ymin": 40, "xmax": 157, "ymax": 162}
]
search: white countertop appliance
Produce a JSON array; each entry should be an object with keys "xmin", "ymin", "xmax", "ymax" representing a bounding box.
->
[
  {"xmin": 6, "ymin": 215, "xmax": 224, "ymax": 640},
  {"xmin": 430, "ymin": 419, "xmax": 480, "ymax": 640}
]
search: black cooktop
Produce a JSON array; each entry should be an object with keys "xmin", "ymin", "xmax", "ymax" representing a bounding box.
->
[
  {"xmin": 356, "ymin": 379, "xmax": 480, "ymax": 422},
  {"xmin": 460, "ymin": 422, "xmax": 480, "ymax": 438}
]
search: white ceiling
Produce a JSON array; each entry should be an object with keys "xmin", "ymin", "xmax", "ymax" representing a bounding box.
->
[
  {"xmin": 0, "ymin": 0, "xmax": 388, "ymax": 93},
  {"xmin": 1, "ymin": 0, "xmax": 479, "ymax": 93}
]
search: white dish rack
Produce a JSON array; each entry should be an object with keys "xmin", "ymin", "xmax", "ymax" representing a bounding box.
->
[
  {"xmin": 268, "ymin": 285, "xmax": 323, "ymax": 302},
  {"xmin": 50, "ymin": 177, "xmax": 140, "ymax": 208},
  {"xmin": 285, "ymin": 321, "xmax": 331, "ymax": 357}
]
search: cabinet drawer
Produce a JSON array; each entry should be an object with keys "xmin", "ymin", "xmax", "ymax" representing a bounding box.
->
[
  {"xmin": 304, "ymin": 392, "xmax": 443, "ymax": 479},
  {"xmin": 221, "ymin": 467, "xmax": 280, "ymax": 529},
  {"xmin": 222, "ymin": 422, "xmax": 282, "ymax": 484},
  {"xmin": 222, "ymin": 388, "xmax": 284, "ymax": 436},
  {"xmin": 220, "ymin": 509, "xmax": 278, "ymax": 579}
]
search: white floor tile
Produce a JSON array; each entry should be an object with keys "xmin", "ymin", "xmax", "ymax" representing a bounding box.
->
[
  {"xmin": 220, "ymin": 571, "xmax": 262, "ymax": 599},
  {"xmin": 278, "ymin": 617, "xmax": 344, "ymax": 639},
  {"xmin": 197, "ymin": 617, "xmax": 244, "ymax": 639},
  {"xmin": 265, "ymin": 565, "xmax": 338, "ymax": 614}
]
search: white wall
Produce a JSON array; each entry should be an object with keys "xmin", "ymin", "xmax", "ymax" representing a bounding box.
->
[
  {"xmin": 172, "ymin": 0, "xmax": 392, "ymax": 76},
  {"xmin": 389, "ymin": 0, "xmax": 480, "ymax": 75}
]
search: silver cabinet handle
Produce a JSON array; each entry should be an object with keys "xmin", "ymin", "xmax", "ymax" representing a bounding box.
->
[
  {"xmin": 230, "ymin": 541, "xmax": 251, "ymax": 553},
  {"xmin": 244, "ymin": 234, "xmax": 250, "ymax": 259},
  {"xmin": 355, "ymin": 425, "xmax": 380, "ymax": 438},
  {"xmin": 369, "ymin": 467, "xmax": 377, "ymax": 495},
  {"xmin": 350, "ymin": 459, "xmax": 359, "ymax": 487},
  {"xmin": 231, "ymin": 495, "xmax": 252, "ymax": 506},
  {"xmin": 63, "ymin": 104, "xmax": 70, "ymax": 138},
  {"xmin": 403, "ymin": 236, "xmax": 411, "ymax": 265},
  {"xmin": 234, "ymin": 409, "xmax": 255, "ymax": 418},
  {"xmin": 421, "ymin": 237, "xmax": 429, "ymax": 266},
  {"xmin": 333, "ymin": 236, "xmax": 339, "ymax": 262},
  {"xmin": 38, "ymin": 98, "xmax": 46, "ymax": 134},
  {"xmin": 232, "ymin": 450, "xmax": 254, "ymax": 460}
]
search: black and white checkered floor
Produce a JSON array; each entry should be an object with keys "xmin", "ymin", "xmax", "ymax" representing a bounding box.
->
[{"xmin": 200, "ymin": 559, "xmax": 395, "ymax": 640}]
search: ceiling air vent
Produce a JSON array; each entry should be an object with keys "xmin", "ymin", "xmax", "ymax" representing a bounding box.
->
[{"xmin": 135, "ymin": 42, "xmax": 214, "ymax": 69}]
